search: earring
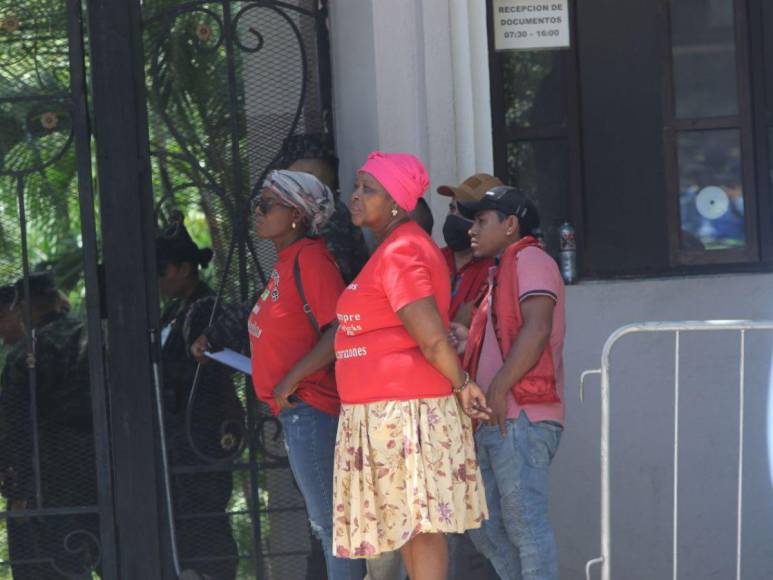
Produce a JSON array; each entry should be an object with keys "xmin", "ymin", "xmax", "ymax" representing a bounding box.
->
[
  {"xmin": 291, "ymin": 222, "xmax": 297, "ymax": 230},
  {"xmin": 391, "ymin": 206, "xmax": 398, "ymax": 217}
]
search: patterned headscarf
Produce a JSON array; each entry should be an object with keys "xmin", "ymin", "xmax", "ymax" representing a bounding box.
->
[{"xmin": 263, "ymin": 169, "xmax": 335, "ymax": 236}]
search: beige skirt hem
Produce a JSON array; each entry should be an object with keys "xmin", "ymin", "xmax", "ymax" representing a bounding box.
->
[{"xmin": 332, "ymin": 395, "xmax": 488, "ymax": 559}]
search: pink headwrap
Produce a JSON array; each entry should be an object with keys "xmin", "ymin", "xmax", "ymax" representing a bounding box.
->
[{"xmin": 358, "ymin": 151, "xmax": 429, "ymax": 212}]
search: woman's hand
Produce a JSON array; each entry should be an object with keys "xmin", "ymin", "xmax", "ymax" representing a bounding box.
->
[
  {"xmin": 448, "ymin": 322, "xmax": 469, "ymax": 355},
  {"xmin": 190, "ymin": 334, "xmax": 211, "ymax": 364},
  {"xmin": 458, "ymin": 380, "xmax": 492, "ymax": 421},
  {"xmin": 273, "ymin": 378, "xmax": 299, "ymax": 411}
]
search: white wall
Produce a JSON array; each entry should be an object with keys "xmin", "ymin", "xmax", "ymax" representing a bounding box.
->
[{"xmin": 328, "ymin": 0, "xmax": 493, "ymax": 238}]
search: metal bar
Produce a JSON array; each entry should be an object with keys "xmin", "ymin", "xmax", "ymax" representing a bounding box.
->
[
  {"xmin": 585, "ymin": 320, "xmax": 773, "ymax": 580},
  {"xmin": 86, "ymin": 0, "xmax": 166, "ymax": 574},
  {"xmin": 15, "ymin": 176, "xmax": 43, "ymax": 510},
  {"xmin": 600, "ymin": 332, "xmax": 612, "ymax": 580},
  {"xmin": 0, "ymin": 506, "xmax": 100, "ymax": 518},
  {"xmin": 736, "ymin": 330, "xmax": 745, "ymax": 580},
  {"xmin": 585, "ymin": 556, "xmax": 604, "ymax": 580},
  {"xmin": 673, "ymin": 331, "xmax": 680, "ymax": 580},
  {"xmin": 580, "ymin": 369, "xmax": 601, "ymax": 403},
  {"xmin": 65, "ymin": 0, "xmax": 119, "ymax": 576},
  {"xmin": 0, "ymin": 93, "xmax": 70, "ymax": 104},
  {"xmin": 151, "ymin": 331, "xmax": 182, "ymax": 577}
]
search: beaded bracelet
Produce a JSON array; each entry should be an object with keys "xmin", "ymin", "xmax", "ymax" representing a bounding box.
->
[{"xmin": 452, "ymin": 371, "xmax": 471, "ymax": 394}]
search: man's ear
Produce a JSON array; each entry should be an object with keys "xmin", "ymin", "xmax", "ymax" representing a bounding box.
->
[{"xmin": 507, "ymin": 215, "xmax": 520, "ymax": 236}]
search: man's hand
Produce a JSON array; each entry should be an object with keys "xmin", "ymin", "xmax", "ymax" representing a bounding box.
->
[
  {"xmin": 273, "ymin": 378, "xmax": 299, "ymax": 411},
  {"xmin": 486, "ymin": 384, "xmax": 509, "ymax": 435},
  {"xmin": 458, "ymin": 381, "xmax": 492, "ymax": 421},
  {"xmin": 448, "ymin": 322, "xmax": 469, "ymax": 355},
  {"xmin": 190, "ymin": 334, "xmax": 211, "ymax": 364}
]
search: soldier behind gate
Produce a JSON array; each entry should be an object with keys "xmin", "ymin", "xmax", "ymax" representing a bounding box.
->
[{"xmin": 0, "ymin": 272, "xmax": 100, "ymax": 579}]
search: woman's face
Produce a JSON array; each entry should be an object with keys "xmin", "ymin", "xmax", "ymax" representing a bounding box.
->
[
  {"xmin": 253, "ymin": 187, "xmax": 297, "ymax": 240},
  {"xmin": 349, "ymin": 172, "xmax": 393, "ymax": 229}
]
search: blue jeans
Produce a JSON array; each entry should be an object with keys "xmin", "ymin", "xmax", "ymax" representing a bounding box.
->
[
  {"xmin": 468, "ymin": 411, "xmax": 562, "ymax": 580},
  {"xmin": 278, "ymin": 403, "xmax": 365, "ymax": 580}
]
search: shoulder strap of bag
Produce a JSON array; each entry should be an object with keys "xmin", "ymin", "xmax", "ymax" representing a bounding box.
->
[{"xmin": 293, "ymin": 250, "xmax": 321, "ymax": 335}]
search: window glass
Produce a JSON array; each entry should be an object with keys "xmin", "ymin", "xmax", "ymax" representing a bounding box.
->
[
  {"xmin": 502, "ymin": 51, "xmax": 565, "ymax": 128},
  {"xmin": 678, "ymin": 129, "xmax": 745, "ymax": 250},
  {"xmin": 506, "ymin": 139, "xmax": 569, "ymax": 257},
  {"xmin": 670, "ymin": 0, "xmax": 738, "ymax": 118}
]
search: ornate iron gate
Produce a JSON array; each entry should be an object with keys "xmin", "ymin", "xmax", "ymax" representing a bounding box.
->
[
  {"xmin": 0, "ymin": 0, "xmax": 116, "ymax": 578},
  {"xmin": 142, "ymin": 1, "xmax": 335, "ymax": 579},
  {"xmin": 1, "ymin": 0, "xmax": 334, "ymax": 578}
]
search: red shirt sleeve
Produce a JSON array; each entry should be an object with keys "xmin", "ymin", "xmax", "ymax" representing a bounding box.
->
[
  {"xmin": 299, "ymin": 246, "xmax": 346, "ymax": 328},
  {"xmin": 515, "ymin": 247, "xmax": 562, "ymax": 303},
  {"xmin": 378, "ymin": 237, "xmax": 436, "ymax": 313}
]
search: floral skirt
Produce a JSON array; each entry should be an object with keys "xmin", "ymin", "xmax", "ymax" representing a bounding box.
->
[{"xmin": 332, "ymin": 395, "xmax": 488, "ymax": 558}]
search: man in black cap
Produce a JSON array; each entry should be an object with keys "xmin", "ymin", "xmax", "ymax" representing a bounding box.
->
[
  {"xmin": 0, "ymin": 271, "xmax": 99, "ymax": 578},
  {"xmin": 155, "ymin": 219, "xmax": 243, "ymax": 580},
  {"xmin": 456, "ymin": 187, "xmax": 566, "ymax": 580}
]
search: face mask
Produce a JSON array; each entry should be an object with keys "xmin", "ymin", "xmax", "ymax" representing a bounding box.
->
[{"xmin": 442, "ymin": 214, "xmax": 473, "ymax": 252}]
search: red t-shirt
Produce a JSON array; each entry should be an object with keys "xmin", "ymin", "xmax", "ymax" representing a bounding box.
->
[
  {"xmin": 441, "ymin": 246, "xmax": 494, "ymax": 321},
  {"xmin": 334, "ymin": 221, "xmax": 452, "ymax": 404},
  {"xmin": 248, "ymin": 238, "xmax": 344, "ymax": 416}
]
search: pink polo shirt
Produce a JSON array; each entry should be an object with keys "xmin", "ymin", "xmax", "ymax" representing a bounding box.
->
[{"xmin": 475, "ymin": 246, "xmax": 566, "ymax": 424}]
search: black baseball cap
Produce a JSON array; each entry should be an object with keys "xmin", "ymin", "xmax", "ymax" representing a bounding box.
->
[{"xmin": 458, "ymin": 186, "xmax": 540, "ymax": 235}]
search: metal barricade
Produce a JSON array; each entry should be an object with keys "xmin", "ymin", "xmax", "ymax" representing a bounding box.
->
[{"xmin": 581, "ymin": 320, "xmax": 773, "ymax": 580}]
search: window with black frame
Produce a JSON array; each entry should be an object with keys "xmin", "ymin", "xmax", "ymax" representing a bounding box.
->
[
  {"xmin": 488, "ymin": 0, "xmax": 773, "ymax": 278},
  {"xmin": 488, "ymin": 0, "xmax": 582, "ymax": 260},
  {"xmin": 664, "ymin": 0, "xmax": 758, "ymax": 266}
]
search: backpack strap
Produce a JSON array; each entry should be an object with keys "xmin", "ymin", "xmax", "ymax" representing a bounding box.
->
[{"xmin": 293, "ymin": 250, "xmax": 321, "ymax": 335}]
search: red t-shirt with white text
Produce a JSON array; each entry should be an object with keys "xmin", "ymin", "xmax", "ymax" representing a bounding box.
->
[
  {"xmin": 334, "ymin": 221, "xmax": 452, "ymax": 404},
  {"xmin": 248, "ymin": 238, "xmax": 344, "ymax": 416}
]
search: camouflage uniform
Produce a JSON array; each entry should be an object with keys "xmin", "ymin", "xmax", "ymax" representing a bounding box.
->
[
  {"xmin": 0, "ymin": 312, "xmax": 98, "ymax": 579},
  {"xmin": 160, "ymin": 280, "xmax": 244, "ymax": 580}
]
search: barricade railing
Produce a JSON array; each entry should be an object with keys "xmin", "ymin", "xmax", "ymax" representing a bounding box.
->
[{"xmin": 581, "ymin": 320, "xmax": 773, "ymax": 580}]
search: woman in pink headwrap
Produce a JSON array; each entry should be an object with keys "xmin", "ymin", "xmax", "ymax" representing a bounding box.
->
[{"xmin": 331, "ymin": 152, "xmax": 490, "ymax": 578}]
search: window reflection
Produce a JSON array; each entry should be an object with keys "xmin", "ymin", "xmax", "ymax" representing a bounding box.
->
[
  {"xmin": 670, "ymin": 0, "xmax": 738, "ymax": 118},
  {"xmin": 678, "ymin": 130, "xmax": 745, "ymax": 250},
  {"xmin": 506, "ymin": 140, "xmax": 569, "ymax": 256},
  {"xmin": 503, "ymin": 51, "xmax": 565, "ymax": 128}
]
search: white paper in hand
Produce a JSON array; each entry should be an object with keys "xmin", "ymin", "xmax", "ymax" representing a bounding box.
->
[{"xmin": 204, "ymin": 348, "xmax": 252, "ymax": 376}]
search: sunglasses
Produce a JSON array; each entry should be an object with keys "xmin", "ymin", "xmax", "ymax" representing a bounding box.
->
[{"xmin": 252, "ymin": 195, "xmax": 290, "ymax": 215}]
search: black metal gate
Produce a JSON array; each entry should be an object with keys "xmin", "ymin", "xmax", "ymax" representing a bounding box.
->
[
  {"xmin": 1, "ymin": 0, "xmax": 334, "ymax": 578},
  {"xmin": 141, "ymin": 1, "xmax": 335, "ymax": 578},
  {"xmin": 0, "ymin": 0, "xmax": 116, "ymax": 578}
]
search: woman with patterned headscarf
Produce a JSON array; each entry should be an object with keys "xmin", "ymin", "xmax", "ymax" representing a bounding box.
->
[{"xmin": 245, "ymin": 169, "xmax": 363, "ymax": 579}]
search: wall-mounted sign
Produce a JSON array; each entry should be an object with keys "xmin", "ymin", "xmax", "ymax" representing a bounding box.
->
[{"xmin": 493, "ymin": 0, "xmax": 571, "ymax": 51}]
